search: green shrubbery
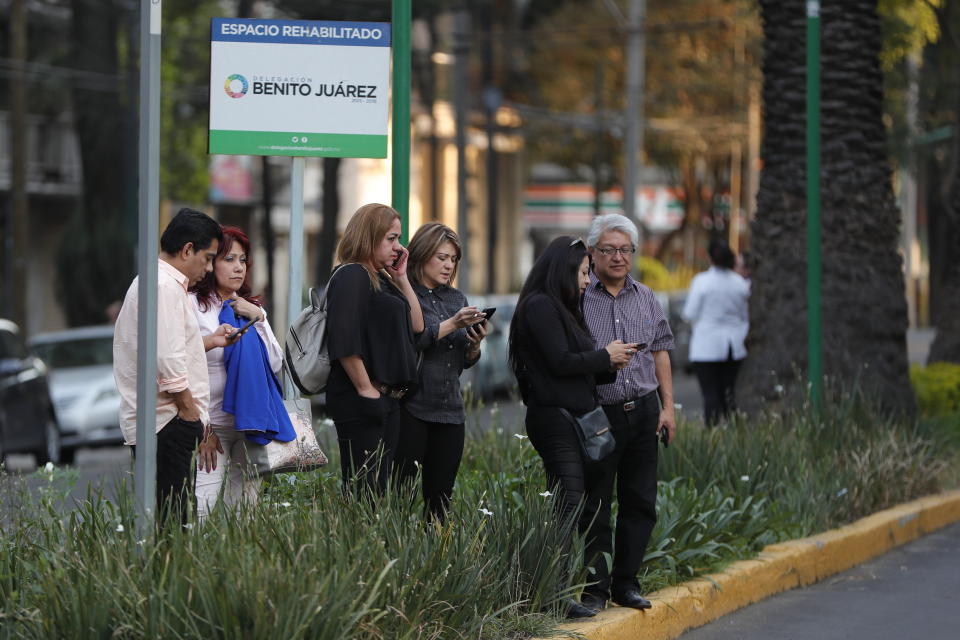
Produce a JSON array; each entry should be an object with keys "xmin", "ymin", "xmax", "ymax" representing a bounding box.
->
[
  {"xmin": 910, "ymin": 362, "xmax": 960, "ymax": 418},
  {"xmin": 0, "ymin": 392, "xmax": 952, "ymax": 639}
]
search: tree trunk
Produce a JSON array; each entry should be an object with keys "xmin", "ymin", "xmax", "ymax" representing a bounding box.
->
[
  {"xmin": 56, "ymin": 0, "xmax": 132, "ymax": 326},
  {"xmin": 741, "ymin": 0, "xmax": 914, "ymax": 416},
  {"xmin": 927, "ymin": 135, "xmax": 960, "ymax": 363},
  {"xmin": 927, "ymin": 6, "xmax": 960, "ymax": 364},
  {"xmin": 316, "ymin": 157, "xmax": 341, "ymax": 287}
]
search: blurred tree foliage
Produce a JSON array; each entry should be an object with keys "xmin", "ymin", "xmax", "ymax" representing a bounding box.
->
[{"xmin": 517, "ymin": 0, "xmax": 762, "ymax": 264}]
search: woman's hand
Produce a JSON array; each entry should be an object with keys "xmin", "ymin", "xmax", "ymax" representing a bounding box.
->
[
  {"xmin": 385, "ymin": 246, "xmax": 410, "ymax": 279},
  {"xmin": 197, "ymin": 429, "xmax": 223, "ymax": 472},
  {"xmin": 230, "ymin": 295, "xmax": 264, "ymax": 322},
  {"xmin": 466, "ymin": 319, "xmax": 489, "ymax": 347},
  {"xmin": 451, "ymin": 306, "xmax": 483, "ymax": 329},
  {"xmin": 605, "ymin": 340, "xmax": 640, "ymax": 366},
  {"xmin": 358, "ymin": 386, "xmax": 382, "ymax": 400}
]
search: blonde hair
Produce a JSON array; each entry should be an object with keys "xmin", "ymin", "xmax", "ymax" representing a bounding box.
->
[
  {"xmin": 336, "ymin": 203, "xmax": 400, "ymax": 290},
  {"xmin": 407, "ymin": 222, "xmax": 462, "ymax": 287}
]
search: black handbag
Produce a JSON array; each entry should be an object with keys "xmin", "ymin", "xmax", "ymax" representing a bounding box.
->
[{"xmin": 559, "ymin": 405, "xmax": 617, "ymax": 463}]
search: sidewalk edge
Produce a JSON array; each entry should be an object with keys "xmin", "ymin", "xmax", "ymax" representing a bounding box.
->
[{"xmin": 545, "ymin": 489, "xmax": 960, "ymax": 640}]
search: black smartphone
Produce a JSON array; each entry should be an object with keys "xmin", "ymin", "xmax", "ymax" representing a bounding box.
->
[
  {"xmin": 480, "ymin": 307, "xmax": 497, "ymax": 322},
  {"xmin": 232, "ymin": 316, "xmax": 258, "ymax": 339},
  {"xmin": 658, "ymin": 426, "xmax": 669, "ymax": 447}
]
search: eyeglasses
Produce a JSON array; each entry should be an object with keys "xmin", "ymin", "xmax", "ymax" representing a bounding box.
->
[{"xmin": 595, "ymin": 246, "xmax": 636, "ymax": 256}]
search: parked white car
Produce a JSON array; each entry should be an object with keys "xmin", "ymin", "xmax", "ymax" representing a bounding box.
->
[{"xmin": 29, "ymin": 325, "xmax": 121, "ymax": 464}]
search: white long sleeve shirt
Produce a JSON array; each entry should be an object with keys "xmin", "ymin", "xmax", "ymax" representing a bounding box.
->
[
  {"xmin": 682, "ymin": 266, "xmax": 750, "ymax": 362},
  {"xmin": 189, "ymin": 294, "xmax": 284, "ymax": 427}
]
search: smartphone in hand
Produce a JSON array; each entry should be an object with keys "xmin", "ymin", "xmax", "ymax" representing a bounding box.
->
[
  {"xmin": 480, "ymin": 307, "xmax": 497, "ymax": 322},
  {"xmin": 232, "ymin": 316, "xmax": 258, "ymax": 339},
  {"xmin": 658, "ymin": 426, "xmax": 669, "ymax": 447}
]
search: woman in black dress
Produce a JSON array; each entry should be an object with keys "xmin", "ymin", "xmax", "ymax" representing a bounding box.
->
[
  {"xmin": 508, "ymin": 236, "xmax": 635, "ymax": 618},
  {"xmin": 395, "ymin": 222, "xmax": 488, "ymax": 521},
  {"xmin": 325, "ymin": 203, "xmax": 424, "ymax": 494}
]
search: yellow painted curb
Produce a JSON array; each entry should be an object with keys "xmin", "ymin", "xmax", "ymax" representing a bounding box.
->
[{"xmin": 542, "ymin": 489, "xmax": 960, "ymax": 640}]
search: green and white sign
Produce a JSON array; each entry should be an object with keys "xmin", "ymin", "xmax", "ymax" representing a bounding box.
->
[{"xmin": 209, "ymin": 18, "xmax": 391, "ymax": 158}]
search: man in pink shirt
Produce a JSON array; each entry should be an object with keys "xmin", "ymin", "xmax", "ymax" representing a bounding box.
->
[{"xmin": 114, "ymin": 208, "xmax": 234, "ymax": 526}]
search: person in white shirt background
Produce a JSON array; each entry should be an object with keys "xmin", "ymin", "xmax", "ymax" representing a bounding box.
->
[
  {"xmin": 682, "ymin": 241, "xmax": 751, "ymax": 425},
  {"xmin": 189, "ymin": 225, "xmax": 284, "ymax": 520}
]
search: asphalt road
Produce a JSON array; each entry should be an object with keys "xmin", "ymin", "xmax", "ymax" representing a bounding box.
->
[{"xmin": 680, "ymin": 520, "xmax": 960, "ymax": 640}]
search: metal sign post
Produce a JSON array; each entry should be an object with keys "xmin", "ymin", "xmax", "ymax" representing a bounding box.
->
[
  {"xmin": 285, "ymin": 156, "xmax": 305, "ymax": 399},
  {"xmin": 134, "ymin": 0, "xmax": 162, "ymax": 535},
  {"xmin": 806, "ymin": 0, "xmax": 823, "ymax": 409},
  {"xmin": 391, "ymin": 0, "xmax": 411, "ymax": 242}
]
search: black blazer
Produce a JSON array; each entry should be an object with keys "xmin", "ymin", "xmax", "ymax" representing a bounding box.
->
[{"xmin": 513, "ymin": 293, "xmax": 613, "ymax": 414}]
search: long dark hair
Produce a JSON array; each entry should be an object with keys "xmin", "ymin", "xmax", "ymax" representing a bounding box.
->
[
  {"xmin": 191, "ymin": 226, "xmax": 263, "ymax": 312},
  {"xmin": 509, "ymin": 236, "xmax": 591, "ymax": 377}
]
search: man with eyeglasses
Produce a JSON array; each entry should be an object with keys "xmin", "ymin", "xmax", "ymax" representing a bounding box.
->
[{"xmin": 580, "ymin": 213, "xmax": 676, "ymax": 612}]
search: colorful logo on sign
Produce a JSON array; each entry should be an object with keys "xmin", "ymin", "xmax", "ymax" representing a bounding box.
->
[{"xmin": 224, "ymin": 74, "xmax": 249, "ymax": 98}]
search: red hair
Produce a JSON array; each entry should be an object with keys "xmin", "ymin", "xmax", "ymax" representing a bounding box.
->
[{"xmin": 190, "ymin": 226, "xmax": 263, "ymax": 312}]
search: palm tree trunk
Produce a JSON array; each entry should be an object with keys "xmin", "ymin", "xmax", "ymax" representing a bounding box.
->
[{"xmin": 741, "ymin": 0, "xmax": 914, "ymax": 416}]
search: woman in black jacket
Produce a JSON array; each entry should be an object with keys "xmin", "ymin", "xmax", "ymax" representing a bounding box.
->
[{"xmin": 508, "ymin": 236, "xmax": 636, "ymax": 618}]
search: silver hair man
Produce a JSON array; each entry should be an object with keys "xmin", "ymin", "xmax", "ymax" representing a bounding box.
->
[{"xmin": 587, "ymin": 213, "xmax": 639, "ymax": 249}]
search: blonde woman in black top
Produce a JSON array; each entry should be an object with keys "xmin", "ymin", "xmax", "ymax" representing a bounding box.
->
[
  {"xmin": 396, "ymin": 222, "xmax": 488, "ymax": 521},
  {"xmin": 325, "ymin": 203, "xmax": 424, "ymax": 494}
]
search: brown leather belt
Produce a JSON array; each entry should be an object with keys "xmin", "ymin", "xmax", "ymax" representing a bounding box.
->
[{"xmin": 372, "ymin": 382, "xmax": 409, "ymax": 400}]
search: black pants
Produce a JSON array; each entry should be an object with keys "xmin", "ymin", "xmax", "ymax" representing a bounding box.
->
[
  {"xmin": 394, "ymin": 409, "xmax": 465, "ymax": 521},
  {"xmin": 525, "ymin": 405, "xmax": 586, "ymax": 527},
  {"xmin": 581, "ymin": 392, "xmax": 660, "ymax": 598},
  {"xmin": 333, "ymin": 394, "xmax": 401, "ymax": 495},
  {"xmin": 131, "ymin": 415, "xmax": 204, "ymax": 528},
  {"xmin": 694, "ymin": 353, "xmax": 743, "ymax": 425}
]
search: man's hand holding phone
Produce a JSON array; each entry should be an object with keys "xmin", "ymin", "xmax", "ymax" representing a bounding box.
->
[{"xmin": 207, "ymin": 322, "xmax": 245, "ymax": 349}]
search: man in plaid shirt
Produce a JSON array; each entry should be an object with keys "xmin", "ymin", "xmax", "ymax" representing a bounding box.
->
[{"xmin": 580, "ymin": 213, "xmax": 676, "ymax": 612}]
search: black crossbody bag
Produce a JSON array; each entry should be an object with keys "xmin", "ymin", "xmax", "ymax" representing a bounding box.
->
[{"xmin": 559, "ymin": 405, "xmax": 616, "ymax": 463}]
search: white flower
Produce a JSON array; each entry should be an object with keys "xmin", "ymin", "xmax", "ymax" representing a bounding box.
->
[
  {"xmin": 136, "ymin": 539, "xmax": 146, "ymax": 546},
  {"xmin": 281, "ymin": 502, "xmax": 292, "ymax": 508},
  {"xmin": 115, "ymin": 524, "xmax": 124, "ymax": 532},
  {"xmin": 321, "ymin": 418, "xmax": 335, "ymax": 428},
  {"xmin": 478, "ymin": 508, "xmax": 494, "ymax": 517},
  {"xmin": 674, "ymin": 403, "xmax": 683, "ymax": 410},
  {"xmin": 774, "ymin": 384, "xmax": 785, "ymax": 395},
  {"xmin": 539, "ymin": 491, "xmax": 553, "ymax": 498},
  {"xmin": 740, "ymin": 475, "xmax": 750, "ymax": 482},
  {"xmin": 513, "ymin": 433, "xmax": 528, "ymax": 440},
  {"xmin": 836, "ymin": 488, "xmax": 848, "ymax": 498},
  {"xmin": 44, "ymin": 462, "xmax": 54, "ymax": 473},
  {"xmin": 183, "ymin": 523, "xmax": 194, "ymax": 530}
]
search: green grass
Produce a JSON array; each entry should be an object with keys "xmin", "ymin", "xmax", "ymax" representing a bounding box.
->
[{"xmin": 0, "ymin": 392, "xmax": 952, "ymax": 639}]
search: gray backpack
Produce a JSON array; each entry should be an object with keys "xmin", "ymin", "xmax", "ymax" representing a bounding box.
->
[{"xmin": 284, "ymin": 265, "xmax": 353, "ymax": 395}]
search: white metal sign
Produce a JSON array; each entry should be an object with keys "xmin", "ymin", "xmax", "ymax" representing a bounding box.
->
[{"xmin": 209, "ymin": 18, "xmax": 391, "ymax": 157}]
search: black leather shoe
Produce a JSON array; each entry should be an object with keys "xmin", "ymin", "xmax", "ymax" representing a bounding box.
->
[
  {"xmin": 611, "ymin": 588, "xmax": 652, "ymax": 610},
  {"xmin": 563, "ymin": 598, "xmax": 598, "ymax": 619},
  {"xmin": 580, "ymin": 592, "xmax": 607, "ymax": 611}
]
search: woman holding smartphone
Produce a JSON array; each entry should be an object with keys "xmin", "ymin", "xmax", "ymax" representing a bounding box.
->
[
  {"xmin": 508, "ymin": 236, "xmax": 636, "ymax": 618},
  {"xmin": 325, "ymin": 203, "xmax": 424, "ymax": 495},
  {"xmin": 189, "ymin": 225, "xmax": 284, "ymax": 521},
  {"xmin": 395, "ymin": 222, "xmax": 488, "ymax": 521}
]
